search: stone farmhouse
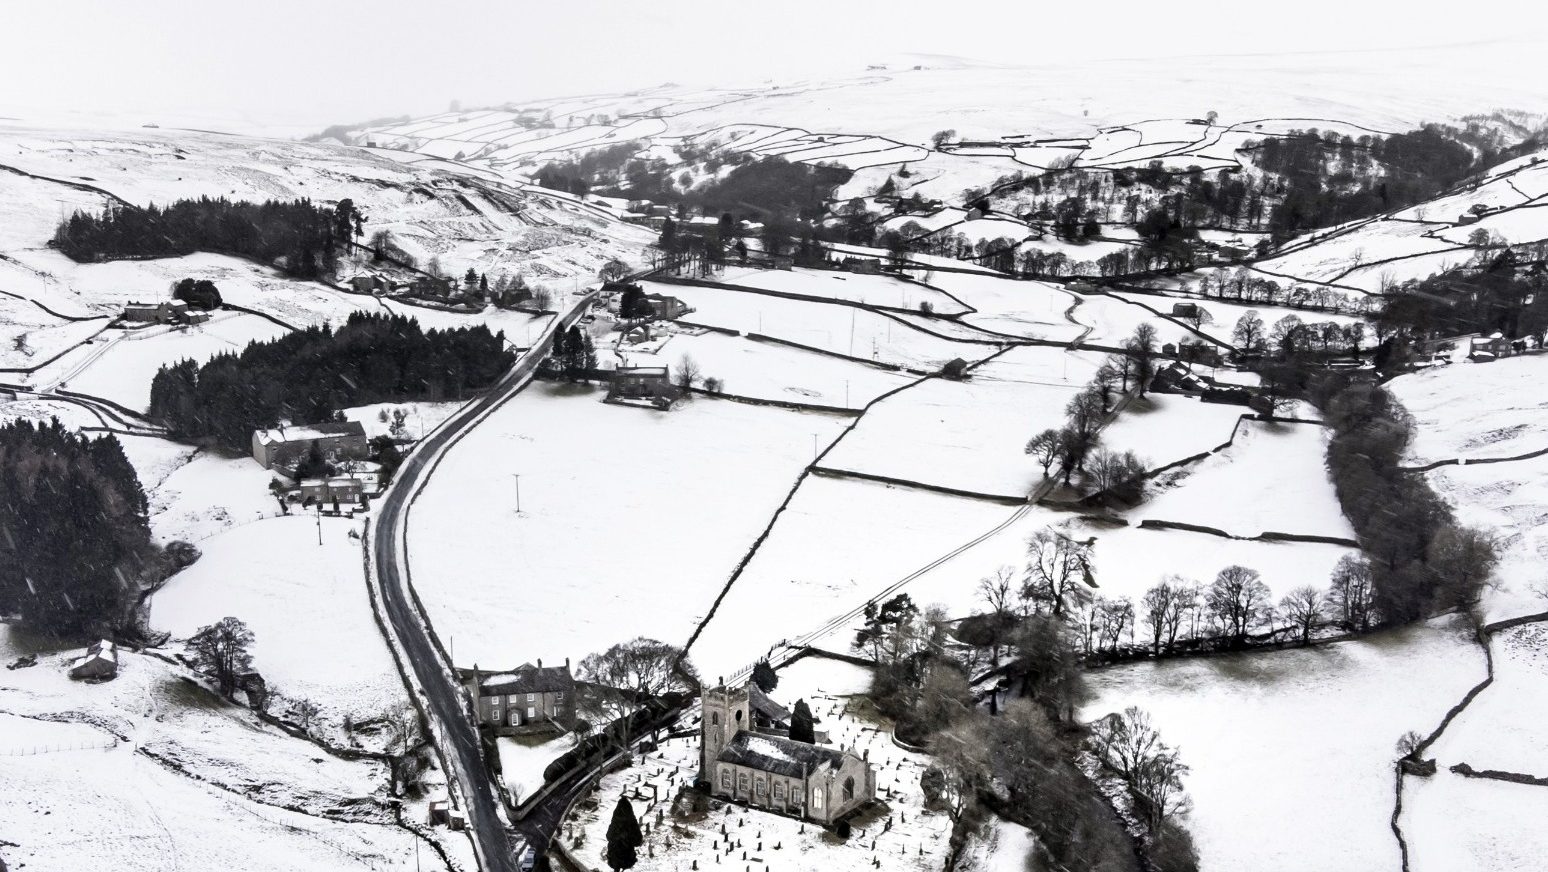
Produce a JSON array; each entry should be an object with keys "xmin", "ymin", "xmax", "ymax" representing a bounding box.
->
[
  {"xmin": 251, "ymin": 421, "xmax": 369, "ymax": 471},
  {"xmin": 463, "ymin": 660, "xmax": 578, "ymax": 735},
  {"xmin": 700, "ymin": 680, "xmax": 875, "ymax": 826},
  {"xmin": 123, "ymin": 299, "xmax": 209, "ymax": 325}
]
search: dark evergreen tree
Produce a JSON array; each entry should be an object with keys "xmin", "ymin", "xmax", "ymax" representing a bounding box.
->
[
  {"xmin": 0, "ymin": 420, "xmax": 160, "ymax": 637},
  {"xmin": 789, "ymin": 699, "xmax": 815, "ymax": 744},
  {"xmin": 605, "ymin": 796, "xmax": 642, "ymax": 871},
  {"xmin": 751, "ymin": 659, "xmax": 778, "ymax": 693}
]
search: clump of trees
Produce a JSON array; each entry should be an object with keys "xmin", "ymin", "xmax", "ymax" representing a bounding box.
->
[
  {"xmin": 1321, "ymin": 378, "xmax": 1497, "ymax": 624},
  {"xmin": 1025, "ymin": 324, "xmax": 1155, "ymax": 499},
  {"xmin": 54, "ymin": 197, "xmax": 364, "ymax": 279},
  {"xmin": 0, "ymin": 420, "xmax": 175, "ymax": 638},
  {"xmin": 1251, "ymin": 125, "xmax": 1485, "ymax": 241},
  {"xmin": 577, "ymin": 637, "xmax": 697, "ymax": 756},
  {"xmin": 173, "ymin": 278, "xmax": 222, "ymax": 309},
  {"xmin": 149, "ymin": 312, "xmax": 511, "ymax": 449}
]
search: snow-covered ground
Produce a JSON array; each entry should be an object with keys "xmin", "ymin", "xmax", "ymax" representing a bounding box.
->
[
  {"xmin": 1390, "ymin": 354, "xmax": 1548, "ymax": 465},
  {"xmin": 1083, "ymin": 617, "xmax": 1484, "ymax": 872},
  {"xmin": 499, "ymin": 733, "xmax": 576, "ymax": 803},
  {"xmin": 0, "ymin": 627, "xmax": 432, "ymax": 872},
  {"xmin": 688, "ymin": 475, "xmax": 1040, "ymax": 677},
  {"xmin": 151, "ymin": 514, "xmax": 406, "ymax": 734},
  {"xmin": 609, "ymin": 327, "xmax": 916, "ymax": 410},
  {"xmin": 66, "ymin": 314, "xmax": 290, "ymax": 411},
  {"xmin": 1402, "ymin": 769, "xmax": 1548, "ymax": 872},
  {"xmin": 648, "ymin": 279, "xmax": 993, "ymax": 371},
  {"xmin": 560, "ymin": 673, "xmax": 950, "ymax": 872},
  {"xmin": 1097, "ymin": 393, "xmax": 1249, "ymax": 471},
  {"xmin": 1390, "ymin": 355, "xmax": 1548, "ymax": 622},
  {"xmin": 1127, "ymin": 419, "xmax": 1355, "ymax": 540},
  {"xmin": 817, "ymin": 345, "xmax": 1102, "ymax": 498},
  {"xmin": 408, "ymin": 380, "xmax": 849, "ymax": 670},
  {"xmin": 718, "ymin": 265, "xmax": 970, "ymax": 315}
]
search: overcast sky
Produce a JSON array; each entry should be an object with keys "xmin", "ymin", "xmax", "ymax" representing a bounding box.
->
[{"xmin": 4, "ymin": 0, "xmax": 1545, "ymax": 131}]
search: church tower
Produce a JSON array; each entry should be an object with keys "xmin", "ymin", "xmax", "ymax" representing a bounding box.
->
[{"xmin": 700, "ymin": 680, "xmax": 751, "ymax": 779}]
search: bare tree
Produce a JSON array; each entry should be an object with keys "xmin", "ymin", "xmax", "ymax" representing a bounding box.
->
[
  {"xmin": 1279, "ymin": 585, "xmax": 1326, "ymax": 644},
  {"xmin": 598, "ymin": 258, "xmax": 631, "ymax": 283},
  {"xmin": 1328, "ymin": 554, "xmax": 1376, "ymax": 632},
  {"xmin": 186, "ymin": 616, "xmax": 254, "ymax": 699},
  {"xmin": 1024, "ymin": 428, "xmax": 1060, "ymax": 478},
  {"xmin": 1088, "ymin": 706, "xmax": 1192, "ymax": 831},
  {"xmin": 1125, "ymin": 323, "xmax": 1160, "ymax": 396},
  {"xmin": 675, "ymin": 354, "xmax": 701, "ymax": 395},
  {"xmin": 1206, "ymin": 565, "xmax": 1271, "ymax": 644},
  {"xmin": 579, "ymin": 638, "xmax": 697, "ymax": 754},
  {"xmin": 1232, "ymin": 310, "xmax": 1266, "ymax": 353},
  {"xmin": 1142, "ymin": 579, "xmax": 1188, "ymax": 653},
  {"xmin": 1024, "ymin": 528, "xmax": 1095, "ymax": 618}
]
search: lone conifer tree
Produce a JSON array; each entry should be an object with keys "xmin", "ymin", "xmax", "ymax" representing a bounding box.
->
[
  {"xmin": 751, "ymin": 659, "xmax": 778, "ymax": 693},
  {"xmin": 605, "ymin": 796, "xmax": 643, "ymax": 871},
  {"xmin": 789, "ymin": 699, "xmax": 816, "ymax": 744}
]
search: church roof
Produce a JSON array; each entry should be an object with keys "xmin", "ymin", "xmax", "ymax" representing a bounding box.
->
[
  {"xmin": 748, "ymin": 684, "xmax": 791, "ymax": 724},
  {"xmin": 717, "ymin": 731, "xmax": 850, "ymax": 779}
]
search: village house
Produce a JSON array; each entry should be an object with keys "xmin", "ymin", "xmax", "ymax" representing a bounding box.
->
[
  {"xmin": 463, "ymin": 660, "xmax": 577, "ymax": 734},
  {"xmin": 68, "ymin": 639, "xmax": 118, "ymax": 681},
  {"xmin": 700, "ymin": 680, "xmax": 875, "ymax": 826},
  {"xmin": 250, "ymin": 421, "xmax": 369, "ymax": 471},
  {"xmin": 608, "ymin": 366, "xmax": 677, "ymax": 404},
  {"xmin": 839, "ymin": 256, "xmax": 882, "ymax": 274},
  {"xmin": 298, "ymin": 476, "xmax": 366, "ymax": 506},
  {"xmin": 644, "ymin": 293, "xmax": 692, "ymax": 320}
]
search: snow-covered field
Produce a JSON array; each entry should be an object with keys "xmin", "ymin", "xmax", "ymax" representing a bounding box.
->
[
  {"xmin": 1083, "ymin": 617, "xmax": 1484, "ymax": 872},
  {"xmin": 1403, "ymin": 769, "xmax": 1548, "ymax": 872},
  {"xmin": 408, "ymin": 381, "xmax": 849, "ymax": 670},
  {"xmin": 0, "ymin": 627, "xmax": 429, "ymax": 872},
  {"xmin": 1128, "ymin": 419, "xmax": 1355, "ymax": 540},
  {"xmin": 152, "ymin": 514, "xmax": 406, "ymax": 732},
  {"xmin": 66, "ymin": 314, "xmax": 290, "ymax": 411},
  {"xmin": 1390, "ymin": 354, "xmax": 1548, "ymax": 465},
  {"xmin": 688, "ymin": 475, "xmax": 1040, "ymax": 677},
  {"xmin": 718, "ymin": 265, "xmax": 970, "ymax": 315},
  {"xmin": 1097, "ymin": 393, "xmax": 1249, "ymax": 471},
  {"xmin": 499, "ymin": 733, "xmax": 576, "ymax": 803},
  {"xmin": 1391, "ymin": 355, "xmax": 1548, "ymax": 622},
  {"xmin": 650, "ymin": 279, "xmax": 994, "ymax": 371},
  {"xmin": 610, "ymin": 328, "xmax": 916, "ymax": 410},
  {"xmin": 817, "ymin": 345, "xmax": 1101, "ymax": 498}
]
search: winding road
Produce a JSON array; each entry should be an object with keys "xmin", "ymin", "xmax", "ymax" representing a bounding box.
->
[{"xmin": 366, "ymin": 295, "xmax": 593, "ymax": 872}]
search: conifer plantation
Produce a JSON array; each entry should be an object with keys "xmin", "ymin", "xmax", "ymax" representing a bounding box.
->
[
  {"xmin": 149, "ymin": 312, "xmax": 514, "ymax": 449},
  {"xmin": 52, "ymin": 196, "xmax": 363, "ymax": 278},
  {"xmin": 0, "ymin": 420, "xmax": 162, "ymax": 637}
]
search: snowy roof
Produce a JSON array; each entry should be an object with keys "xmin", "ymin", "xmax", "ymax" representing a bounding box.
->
[
  {"xmin": 717, "ymin": 730, "xmax": 849, "ymax": 779},
  {"xmin": 254, "ymin": 420, "xmax": 367, "ymax": 445},
  {"xmin": 69, "ymin": 640, "xmax": 117, "ymax": 670},
  {"xmin": 748, "ymin": 684, "xmax": 791, "ymax": 724},
  {"xmin": 479, "ymin": 663, "xmax": 575, "ymax": 696}
]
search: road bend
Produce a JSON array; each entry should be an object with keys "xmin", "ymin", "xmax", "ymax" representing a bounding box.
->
[{"xmin": 367, "ymin": 295, "xmax": 594, "ymax": 872}]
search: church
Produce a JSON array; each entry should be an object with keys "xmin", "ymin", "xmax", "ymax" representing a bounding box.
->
[{"xmin": 699, "ymin": 679, "xmax": 876, "ymax": 826}]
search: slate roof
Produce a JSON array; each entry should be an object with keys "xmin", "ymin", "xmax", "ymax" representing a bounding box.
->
[
  {"xmin": 480, "ymin": 663, "xmax": 575, "ymax": 696},
  {"xmin": 717, "ymin": 731, "xmax": 849, "ymax": 779},
  {"xmin": 255, "ymin": 420, "xmax": 367, "ymax": 446},
  {"xmin": 748, "ymin": 684, "xmax": 791, "ymax": 724}
]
